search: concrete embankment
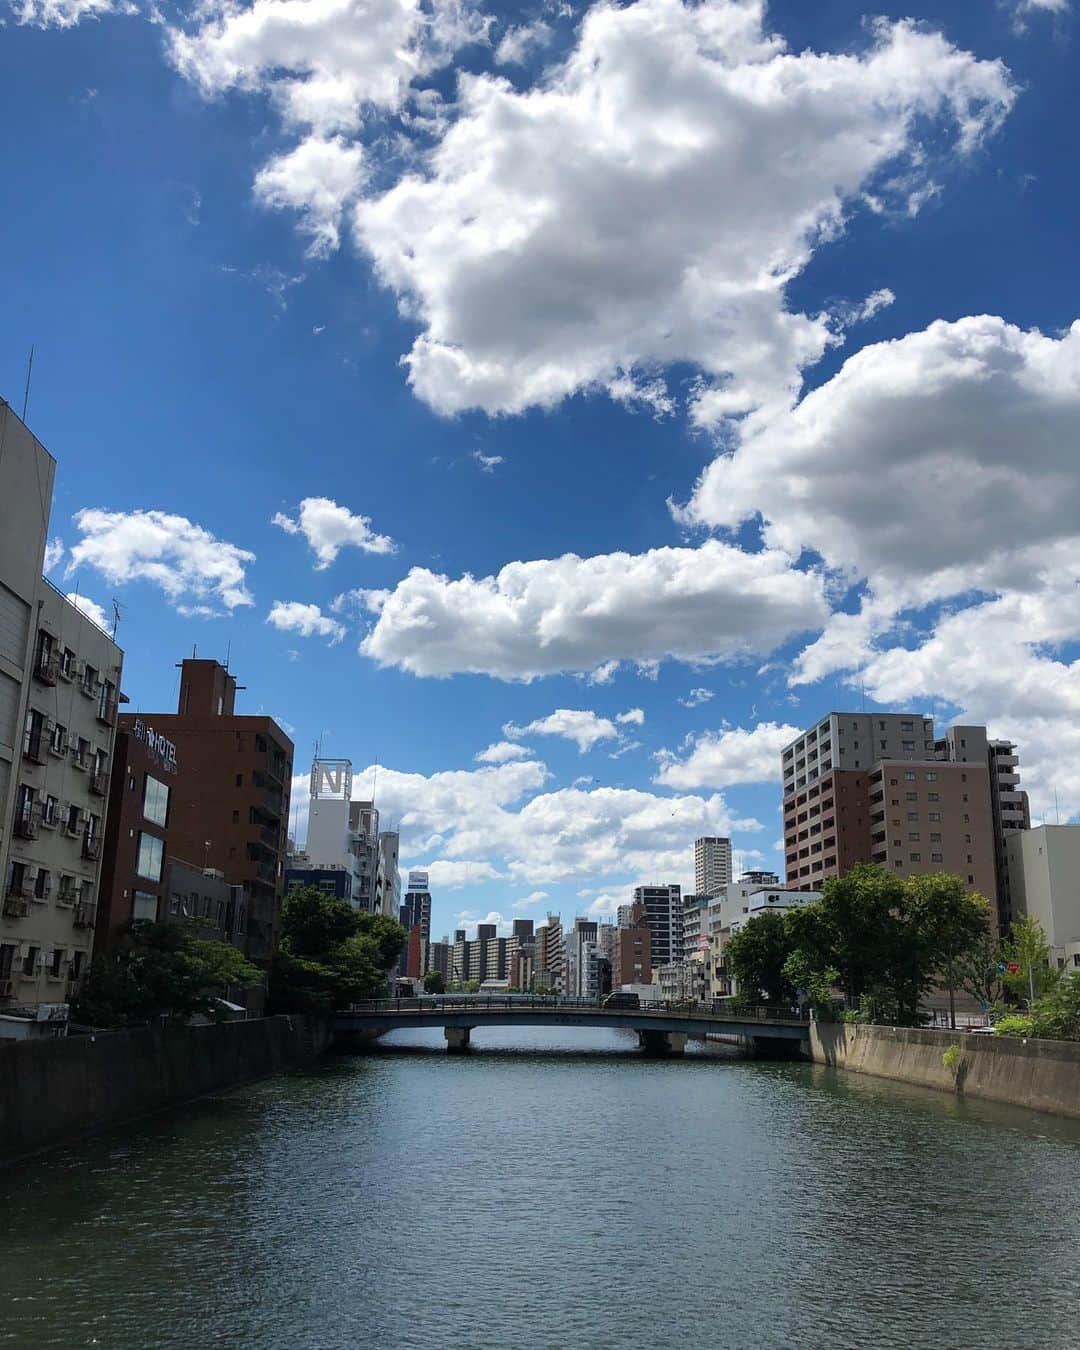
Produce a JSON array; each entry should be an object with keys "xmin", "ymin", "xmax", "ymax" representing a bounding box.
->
[
  {"xmin": 0, "ymin": 1014, "xmax": 329, "ymax": 1166},
  {"xmin": 810, "ymin": 1022, "xmax": 1080, "ymax": 1120}
]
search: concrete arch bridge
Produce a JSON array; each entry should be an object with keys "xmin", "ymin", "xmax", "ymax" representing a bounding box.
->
[{"xmin": 333, "ymin": 996, "xmax": 810, "ymax": 1058}]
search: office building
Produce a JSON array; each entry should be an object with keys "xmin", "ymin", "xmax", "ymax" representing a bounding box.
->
[
  {"xmin": 780, "ymin": 714, "xmax": 1003, "ymax": 915},
  {"xmin": 694, "ymin": 836, "xmax": 732, "ymax": 897},
  {"xmin": 708, "ymin": 875, "xmax": 819, "ymax": 998},
  {"xmin": 682, "ymin": 895, "xmax": 710, "ymax": 999},
  {"xmin": 613, "ymin": 902, "xmax": 651, "ymax": 988},
  {"xmin": 400, "ymin": 879, "xmax": 431, "ymax": 945},
  {"xmin": 632, "ymin": 884, "xmax": 683, "ymax": 969},
  {"xmin": 536, "ymin": 914, "xmax": 563, "ymax": 993},
  {"xmin": 284, "ymin": 855, "xmax": 352, "ymax": 901},
  {"xmin": 1006, "ymin": 826, "xmax": 1080, "ymax": 971},
  {"xmin": 426, "ymin": 938, "xmax": 451, "ymax": 981},
  {"xmin": 568, "ymin": 917, "xmax": 600, "ymax": 997},
  {"xmin": 376, "ymin": 830, "xmax": 401, "ymax": 918},
  {"xmin": 506, "ymin": 918, "xmax": 536, "ymax": 990},
  {"xmin": 119, "ymin": 659, "xmax": 293, "ymax": 971}
]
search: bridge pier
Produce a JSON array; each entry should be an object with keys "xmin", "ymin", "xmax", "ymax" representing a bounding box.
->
[
  {"xmin": 445, "ymin": 1026, "xmax": 473, "ymax": 1053},
  {"xmin": 637, "ymin": 1030, "xmax": 687, "ymax": 1058}
]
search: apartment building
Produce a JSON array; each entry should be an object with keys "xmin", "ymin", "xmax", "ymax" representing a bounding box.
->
[
  {"xmin": 707, "ymin": 875, "xmax": 819, "ymax": 998},
  {"xmin": 781, "ymin": 714, "xmax": 1004, "ymax": 918},
  {"xmin": 536, "ymin": 915, "xmax": 563, "ymax": 993},
  {"xmin": 613, "ymin": 902, "xmax": 651, "ymax": 988},
  {"xmin": 1006, "ymin": 826, "xmax": 1080, "ymax": 971},
  {"xmin": 694, "ymin": 836, "xmax": 732, "ymax": 897},
  {"xmin": 632, "ymin": 884, "xmax": 683, "ymax": 969},
  {"xmin": 124, "ymin": 659, "xmax": 293, "ymax": 971}
]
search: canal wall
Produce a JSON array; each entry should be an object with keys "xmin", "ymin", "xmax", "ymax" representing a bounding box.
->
[
  {"xmin": 0, "ymin": 1015, "xmax": 330, "ymax": 1165},
  {"xmin": 810, "ymin": 1023, "xmax": 1080, "ymax": 1119}
]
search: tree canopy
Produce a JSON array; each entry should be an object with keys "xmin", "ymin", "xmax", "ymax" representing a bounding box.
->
[
  {"xmin": 74, "ymin": 921, "xmax": 261, "ymax": 1028},
  {"xmin": 269, "ymin": 887, "xmax": 406, "ymax": 1015},
  {"xmin": 725, "ymin": 910, "xmax": 796, "ymax": 1004}
]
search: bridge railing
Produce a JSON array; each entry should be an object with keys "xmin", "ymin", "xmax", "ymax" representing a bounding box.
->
[{"xmin": 341, "ymin": 996, "xmax": 809, "ymax": 1022}]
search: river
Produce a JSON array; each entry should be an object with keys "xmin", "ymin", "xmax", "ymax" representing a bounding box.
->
[{"xmin": 2, "ymin": 1026, "xmax": 1079, "ymax": 1349}]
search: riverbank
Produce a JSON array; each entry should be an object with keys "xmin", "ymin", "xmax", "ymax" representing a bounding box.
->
[
  {"xmin": 0, "ymin": 1014, "xmax": 329, "ymax": 1166},
  {"xmin": 810, "ymin": 1022, "xmax": 1080, "ymax": 1120}
]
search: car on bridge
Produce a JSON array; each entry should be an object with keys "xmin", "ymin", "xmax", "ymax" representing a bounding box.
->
[{"xmin": 602, "ymin": 992, "xmax": 640, "ymax": 1010}]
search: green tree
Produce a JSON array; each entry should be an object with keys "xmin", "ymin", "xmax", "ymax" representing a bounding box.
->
[
  {"xmin": 1002, "ymin": 915, "xmax": 1058, "ymax": 1006},
  {"xmin": 1026, "ymin": 972, "xmax": 1080, "ymax": 1040},
  {"xmin": 955, "ymin": 926, "xmax": 1007, "ymax": 1011},
  {"xmin": 423, "ymin": 971, "xmax": 446, "ymax": 994},
  {"xmin": 782, "ymin": 949, "xmax": 839, "ymax": 1016},
  {"xmin": 726, "ymin": 911, "xmax": 796, "ymax": 1004},
  {"xmin": 269, "ymin": 887, "xmax": 406, "ymax": 1015},
  {"xmin": 905, "ymin": 874, "xmax": 993, "ymax": 1029},
  {"xmin": 73, "ymin": 922, "xmax": 261, "ymax": 1027}
]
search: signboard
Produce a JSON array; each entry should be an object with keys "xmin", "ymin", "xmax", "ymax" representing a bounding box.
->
[
  {"xmin": 311, "ymin": 758, "xmax": 352, "ymax": 801},
  {"xmin": 131, "ymin": 718, "xmax": 178, "ymax": 773},
  {"xmin": 36, "ymin": 1003, "xmax": 69, "ymax": 1023}
]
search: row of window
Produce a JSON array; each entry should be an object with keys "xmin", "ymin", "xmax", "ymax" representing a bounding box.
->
[
  {"xmin": 24, "ymin": 707, "xmax": 109, "ymax": 778},
  {"xmin": 0, "ymin": 943, "xmax": 86, "ymax": 983},
  {"xmin": 36, "ymin": 630, "xmax": 116, "ymax": 713},
  {"xmin": 5, "ymin": 861, "xmax": 93, "ymax": 905},
  {"xmin": 13, "ymin": 784, "xmax": 102, "ymax": 843}
]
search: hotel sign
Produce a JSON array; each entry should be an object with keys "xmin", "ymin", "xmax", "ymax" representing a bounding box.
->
[
  {"xmin": 311, "ymin": 758, "xmax": 352, "ymax": 801},
  {"xmin": 132, "ymin": 718, "xmax": 178, "ymax": 773}
]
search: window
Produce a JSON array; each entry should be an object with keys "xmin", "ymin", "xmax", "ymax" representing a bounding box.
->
[
  {"xmin": 907, "ymin": 811, "xmax": 919, "ymax": 821},
  {"xmin": 136, "ymin": 832, "xmax": 164, "ymax": 882},
  {"xmin": 170, "ymin": 893, "xmax": 182, "ymax": 917},
  {"xmin": 82, "ymin": 663, "xmax": 98, "ymax": 696},
  {"xmin": 50, "ymin": 722, "xmax": 67, "ymax": 755},
  {"xmin": 889, "ymin": 778, "xmax": 898, "ymax": 786},
  {"xmin": 49, "ymin": 949, "xmax": 64, "ymax": 979},
  {"xmin": 964, "ymin": 814, "xmax": 971, "ymax": 824},
  {"xmin": 906, "ymin": 792, "xmax": 918, "ymax": 801},
  {"xmin": 908, "ymin": 833, "xmax": 920, "ymax": 842},
  {"xmin": 968, "ymin": 875, "xmax": 975, "ymax": 885},
  {"xmin": 143, "ymin": 775, "xmax": 171, "ymax": 828},
  {"xmin": 931, "ymin": 853, "xmax": 943, "ymax": 863},
  {"xmin": 73, "ymin": 736, "xmax": 90, "ymax": 768},
  {"xmin": 961, "ymin": 772, "xmax": 967, "ymax": 782},
  {"xmin": 232, "ymin": 810, "xmax": 240, "ymax": 824},
  {"xmin": 928, "ymin": 793, "xmax": 940, "ymax": 802},
  {"xmin": 880, "ymin": 740, "xmax": 887, "ymax": 749},
  {"xmin": 85, "ymin": 813, "xmax": 100, "ymax": 842},
  {"xmin": 929, "ymin": 811, "xmax": 941, "ymax": 822},
  {"xmin": 42, "ymin": 795, "xmax": 58, "ymax": 827},
  {"xmin": 902, "ymin": 741, "xmax": 915, "ymax": 752},
  {"xmin": 22, "ymin": 946, "xmax": 39, "ymax": 977},
  {"xmin": 33, "ymin": 869, "xmax": 50, "ymax": 900},
  {"xmin": 893, "ymin": 839, "xmax": 901, "ymax": 848},
  {"xmin": 900, "ymin": 720, "xmax": 913, "ymax": 732},
  {"xmin": 235, "ymin": 774, "xmax": 243, "ymax": 788},
  {"xmin": 23, "ymin": 708, "xmax": 45, "ymax": 760},
  {"xmin": 910, "ymin": 853, "xmax": 921, "ymax": 863},
  {"xmin": 926, "ymin": 772, "xmax": 937, "ymax": 782},
  {"xmin": 66, "ymin": 803, "xmax": 82, "ymax": 833},
  {"xmin": 967, "ymin": 854, "xmax": 973, "ymax": 864},
  {"xmin": 904, "ymin": 771, "xmax": 916, "ymax": 781},
  {"xmin": 132, "ymin": 891, "xmax": 158, "ymax": 922},
  {"xmin": 930, "ymin": 833, "xmax": 942, "ymax": 844},
  {"xmin": 962, "ymin": 793, "xmax": 969, "ymax": 803}
]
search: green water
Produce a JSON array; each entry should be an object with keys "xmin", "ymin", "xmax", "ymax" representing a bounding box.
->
[{"xmin": 2, "ymin": 1025, "xmax": 1078, "ymax": 1349}]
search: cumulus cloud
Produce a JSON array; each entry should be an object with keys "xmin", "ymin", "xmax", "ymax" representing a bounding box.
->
[
  {"xmin": 43, "ymin": 537, "xmax": 64, "ymax": 574},
  {"xmin": 65, "ymin": 592, "xmax": 111, "ymax": 633},
  {"xmin": 356, "ymin": 0, "xmax": 1013, "ymax": 419},
  {"xmin": 359, "ymin": 540, "xmax": 828, "ymax": 680},
  {"xmin": 67, "ymin": 508, "xmax": 254, "ymax": 612},
  {"xmin": 616, "ymin": 708, "xmax": 645, "ymax": 727},
  {"xmin": 494, "ymin": 18, "xmax": 553, "ymax": 65},
  {"xmin": 267, "ymin": 600, "xmax": 346, "ymax": 643},
  {"xmin": 654, "ymin": 721, "xmax": 801, "ymax": 790},
  {"xmin": 253, "ymin": 137, "xmax": 366, "ymax": 257},
  {"xmin": 504, "ymin": 708, "xmax": 624, "ymax": 753},
  {"xmin": 678, "ymin": 688, "xmax": 713, "ymax": 709},
  {"xmin": 512, "ymin": 889, "xmax": 549, "ymax": 910},
  {"xmin": 685, "ymin": 317, "xmax": 1080, "ymax": 607},
  {"xmin": 475, "ymin": 741, "xmax": 531, "ymax": 764},
  {"xmin": 272, "ymin": 496, "xmax": 395, "ymax": 567},
  {"xmin": 422, "ymin": 860, "xmax": 505, "ymax": 888}
]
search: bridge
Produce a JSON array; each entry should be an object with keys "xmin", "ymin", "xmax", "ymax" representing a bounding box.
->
[{"xmin": 333, "ymin": 997, "xmax": 811, "ymax": 1057}]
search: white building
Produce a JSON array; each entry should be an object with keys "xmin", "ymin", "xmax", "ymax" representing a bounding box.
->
[
  {"xmin": 0, "ymin": 405, "xmax": 124, "ymax": 1020},
  {"xmin": 708, "ymin": 875, "xmax": 821, "ymax": 998},
  {"xmin": 1006, "ymin": 825, "xmax": 1080, "ymax": 973},
  {"xmin": 694, "ymin": 836, "xmax": 732, "ymax": 897}
]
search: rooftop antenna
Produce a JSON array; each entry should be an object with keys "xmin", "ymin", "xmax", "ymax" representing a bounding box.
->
[
  {"xmin": 224, "ymin": 639, "xmax": 231, "ymax": 671},
  {"xmin": 192, "ymin": 642, "xmax": 197, "ymax": 659},
  {"xmin": 110, "ymin": 599, "xmax": 123, "ymax": 641},
  {"xmin": 1055, "ymin": 789, "xmax": 1061, "ymax": 825},
  {"xmin": 21, "ymin": 346, "xmax": 34, "ymax": 422}
]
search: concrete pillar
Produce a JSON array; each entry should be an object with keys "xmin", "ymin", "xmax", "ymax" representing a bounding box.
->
[
  {"xmin": 444, "ymin": 1026, "xmax": 472, "ymax": 1053},
  {"xmin": 637, "ymin": 1029, "xmax": 686, "ymax": 1057}
]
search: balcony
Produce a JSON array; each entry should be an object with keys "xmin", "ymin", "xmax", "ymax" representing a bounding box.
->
[
  {"xmin": 97, "ymin": 697, "xmax": 117, "ymax": 727},
  {"xmin": 73, "ymin": 904, "xmax": 96, "ymax": 929},
  {"xmin": 70, "ymin": 747, "xmax": 90, "ymax": 772},
  {"xmin": 14, "ymin": 812, "xmax": 38, "ymax": 840},
  {"xmin": 57, "ymin": 886, "xmax": 79, "ymax": 908},
  {"xmin": 89, "ymin": 771, "xmax": 108, "ymax": 797},
  {"xmin": 34, "ymin": 650, "xmax": 59, "ymax": 685},
  {"xmin": 82, "ymin": 836, "xmax": 101, "ymax": 861},
  {"xmin": 3, "ymin": 896, "xmax": 31, "ymax": 919}
]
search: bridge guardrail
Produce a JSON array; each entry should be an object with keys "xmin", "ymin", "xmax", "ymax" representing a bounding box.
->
[{"xmin": 342, "ymin": 996, "xmax": 809, "ymax": 1023}]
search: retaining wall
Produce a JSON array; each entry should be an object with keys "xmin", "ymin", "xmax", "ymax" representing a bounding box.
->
[
  {"xmin": 810, "ymin": 1022, "xmax": 1080, "ymax": 1120},
  {"xmin": 0, "ymin": 1015, "xmax": 329, "ymax": 1165}
]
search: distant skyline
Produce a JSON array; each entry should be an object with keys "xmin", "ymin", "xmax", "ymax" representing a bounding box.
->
[{"xmin": 2, "ymin": 0, "xmax": 1078, "ymax": 937}]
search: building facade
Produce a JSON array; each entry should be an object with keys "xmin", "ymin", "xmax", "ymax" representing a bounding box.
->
[
  {"xmin": 613, "ymin": 902, "xmax": 651, "ymax": 989},
  {"xmin": 1006, "ymin": 826, "xmax": 1080, "ymax": 971},
  {"xmin": 1, "ymin": 582, "xmax": 123, "ymax": 1013},
  {"xmin": 781, "ymin": 714, "xmax": 1005, "ymax": 918},
  {"xmin": 632, "ymin": 884, "xmax": 683, "ymax": 970},
  {"xmin": 694, "ymin": 837, "xmax": 732, "ymax": 897}
]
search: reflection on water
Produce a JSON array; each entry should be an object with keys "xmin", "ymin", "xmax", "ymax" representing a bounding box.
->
[{"xmin": 1, "ymin": 1026, "xmax": 1077, "ymax": 1349}]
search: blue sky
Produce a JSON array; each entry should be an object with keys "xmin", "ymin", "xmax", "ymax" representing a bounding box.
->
[{"xmin": 2, "ymin": 0, "xmax": 1078, "ymax": 938}]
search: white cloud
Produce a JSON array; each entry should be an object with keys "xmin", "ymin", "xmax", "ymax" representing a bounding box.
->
[
  {"xmin": 475, "ymin": 741, "xmax": 531, "ymax": 764},
  {"xmin": 615, "ymin": 707, "xmax": 645, "ymax": 726},
  {"xmin": 360, "ymin": 539, "xmax": 828, "ymax": 679},
  {"xmin": 355, "ymin": 0, "xmax": 1013, "ymax": 419},
  {"xmin": 471, "ymin": 450, "xmax": 504, "ymax": 473},
  {"xmin": 272, "ymin": 496, "xmax": 395, "ymax": 568},
  {"xmin": 13, "ymin": 0, "xmax": 133, "ymax": 27},
  {"xmin": 503, "ymin": 708, "xmax": 646, "ymax": 753},
  {"xmin": 422, "ymin": 860, "xmax": 505, "ymax": 888},
  {"xmin": 67, "ymin": 508, "xmax": 254, "ymax": 611},
  {"xmin": 170, "ymin": 0, "xmax": 488, "ymax": 138},
  {"xmin": 65, "ymin": 592, "xmax": 111, "ymax": 633},
  {"xmin": 267, "ymin": 600, "xmax": 346, "ymax": 643},
  {"xmin": 654, "ymin": 721, "xmax": 801, "ymax": 790},
  {"xmin": 511, "ymin": 889, "xmax": 549, "ymax": 910},
  {"xmin": 686, "ymin": 318, "xmax": 1080, "ymax": 609},
  {"xmin": 494, "ymin": 18, "xmax": 552, "ymax": 65},
  {"xmin": 253, "ymin": 136, "xmax": 365, "ymax": 257},
  {"xmin": 678, "ymin": 687, "xmax": 713, "ymax": 708},
  {"xmin": 43, "ymin": 537, "xmax": 64, "ymax": 574}
]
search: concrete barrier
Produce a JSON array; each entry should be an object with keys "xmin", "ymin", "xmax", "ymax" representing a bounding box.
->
[
  {"xmin": 0, "ymin": 1015, "xmax": 329, "ymax": 1166},
  {"xmin": 810, "ymin": 1022, "xmax": 1080, "ymax": 1120}
]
